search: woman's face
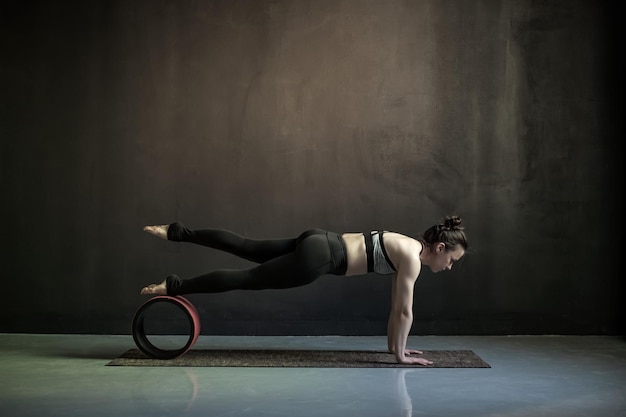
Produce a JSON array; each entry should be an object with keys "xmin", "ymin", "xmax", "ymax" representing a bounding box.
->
[{"xmin": 430, "ymin": 243, "xmax": 465, "ymax": 273}]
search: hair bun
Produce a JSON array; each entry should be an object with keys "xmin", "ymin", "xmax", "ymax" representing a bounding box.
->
[{"xmin": 443, "ymin": 216, "xmax": 463, "ymax": 230}]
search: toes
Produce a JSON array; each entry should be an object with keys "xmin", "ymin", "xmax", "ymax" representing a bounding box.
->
[
  {"xmin": 140, "ymin": 283, "xmax": 167, "ymax": 295},
  {"xmin": 143, "ymin": 225, "xmax": 168, "ymax": 239},
  {"xmin": 140, "ymin": 284, "xmax": 157, "ymax": 294}
]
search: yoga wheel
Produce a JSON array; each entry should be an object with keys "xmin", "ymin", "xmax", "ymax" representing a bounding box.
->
[{"xmin": 132, "ymin": 296, "xmax": 201, "ymax": 359}]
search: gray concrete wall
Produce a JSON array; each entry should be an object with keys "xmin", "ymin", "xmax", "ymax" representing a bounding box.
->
[{"xmin": 1, "ymin": 0, "xmax": 622, "ymax": 335}]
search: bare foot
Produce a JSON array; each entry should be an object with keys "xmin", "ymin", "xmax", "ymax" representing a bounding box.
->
[
  {"xmin": 140, "ymin": 280, "xmax": 167, "ymax": 295},
  {"xmin": 143, "ymin": 225, "xmax": 169, "ymax": 240}
]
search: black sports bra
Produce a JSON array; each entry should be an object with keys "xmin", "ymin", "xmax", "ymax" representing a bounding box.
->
[{"xmin": 363, "ymin": 232, "xmax": 396, "ymax": 275}]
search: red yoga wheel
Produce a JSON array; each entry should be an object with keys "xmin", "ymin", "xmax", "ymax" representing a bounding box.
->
[{"xmin": 132, "ymin": 296, "xmax": 201, "ymax": 359}]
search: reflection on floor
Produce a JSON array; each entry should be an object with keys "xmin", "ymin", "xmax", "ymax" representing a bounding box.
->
[{"xmin": 1, "ymin": 334, "xmax": 625, "ymax": 417}]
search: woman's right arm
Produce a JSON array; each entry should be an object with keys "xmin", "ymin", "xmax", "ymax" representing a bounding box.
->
[
  {"xmin": 387, "ymin": 252, "xmax": 433, "ymax": 366},
  {"xmin": 387, "ymin": 273, "xmax": 398, "ymax": 352}
]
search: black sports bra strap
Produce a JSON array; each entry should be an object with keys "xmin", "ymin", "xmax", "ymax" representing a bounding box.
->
[
  {"xmin": 363, "ymin": 232, "xmax": 374, "ymax": 273},
  {"xmin": 377, "ymin": 232, "xmax": 397, "ymax": 272}
]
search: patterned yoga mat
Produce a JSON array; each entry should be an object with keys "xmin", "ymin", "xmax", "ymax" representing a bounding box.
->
[{"xmin": 107, "ymin": 349, "xmax": 490, "ymax": 368}]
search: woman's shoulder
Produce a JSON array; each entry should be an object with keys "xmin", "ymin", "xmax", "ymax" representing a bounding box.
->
[
  {"xmin": 382, "ymin": 232, "xmax": 422, "ymax": 267},
  {"xmin": 382, "ymin": 231, "xmax": 419, "ymax": 245}
]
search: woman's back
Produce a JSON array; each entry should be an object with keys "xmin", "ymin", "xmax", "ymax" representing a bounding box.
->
[{"xmin": 341, "ymin": 232, "xmax": 421, "ymax": 276}]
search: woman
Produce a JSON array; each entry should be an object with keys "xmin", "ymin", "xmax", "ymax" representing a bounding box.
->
[{"xmin": 141, "ymin": 216, "xmax": 468, "ymax": 366}]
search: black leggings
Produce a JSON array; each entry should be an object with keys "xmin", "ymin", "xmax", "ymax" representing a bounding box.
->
[{"xmin": 164, "ymin": 223, "xmax": 348, "ymax": 295}]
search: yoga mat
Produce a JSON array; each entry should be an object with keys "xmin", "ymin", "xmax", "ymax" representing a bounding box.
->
[{"xmin": 107, "ymin": 349, "xmax": 490, "ymax": 368}]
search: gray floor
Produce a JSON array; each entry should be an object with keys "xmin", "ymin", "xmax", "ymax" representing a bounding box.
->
[{"xmin": 1, "ymin": 334, "xmax": 625, "ymax": 417}]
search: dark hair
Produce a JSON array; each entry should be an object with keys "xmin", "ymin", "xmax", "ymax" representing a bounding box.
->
[{"xmin": 421, "ymin": 216, "xmax": 468, "ymax": 251}]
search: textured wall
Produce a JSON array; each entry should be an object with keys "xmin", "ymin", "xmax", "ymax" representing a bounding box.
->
[{"xmin": 0, "ymin": 0, "xmax": 622, "ymax": 335}]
